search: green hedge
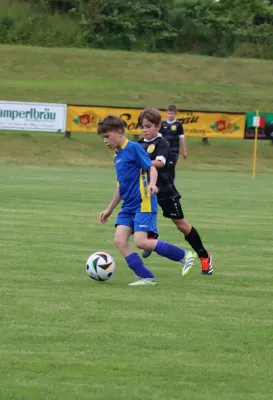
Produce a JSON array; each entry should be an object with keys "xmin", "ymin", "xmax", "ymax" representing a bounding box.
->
[{"xmin": 1, "ymin": 0, "xmax": 273, "ymax": 59}]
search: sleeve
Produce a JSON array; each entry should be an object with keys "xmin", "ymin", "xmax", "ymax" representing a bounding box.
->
[
  {"xmin": 154, "ymin": 139, "xmax": 170, "ymax": 165},
  {"xmin": 177, "ymin": 122, "xmax": 184, "ymax": 138},
  {"xmin": 134, "ymin": 143, "xmax": 153, "ymax": 171}
]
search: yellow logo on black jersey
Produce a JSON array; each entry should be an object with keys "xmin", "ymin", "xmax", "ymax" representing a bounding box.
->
[
  {"xmin": 171, "ymin": 125, "xmax": 177, "ymax": 131},
  {"xmin": 147, "ymin": 144, "xmax": 155, "ymax": 153}
]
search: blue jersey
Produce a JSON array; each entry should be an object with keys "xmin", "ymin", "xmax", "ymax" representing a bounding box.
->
[{"xmin": 114, "ymin": 140, "xmax": 158, "ymax": 213}]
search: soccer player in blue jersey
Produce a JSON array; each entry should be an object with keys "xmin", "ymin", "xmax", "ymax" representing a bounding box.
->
[{"xmin": 98, "ymin": 115, "xmax": 196, "ymax": 286}]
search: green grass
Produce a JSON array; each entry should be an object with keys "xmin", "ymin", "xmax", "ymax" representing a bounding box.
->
[
  {"xmin": 1, "ymin": 44, "xmax": 273, "ymax": 111},
  {"xmin": 1, "ymin": 43, "xmax": 273, "ymax": 399},
  {"xmin": 0, "ymin": 131, "xmax": 272, "ymax": 173},
  {"xmin": 0, "ymin": 165, "xmax": 273, "ymax": 400}
]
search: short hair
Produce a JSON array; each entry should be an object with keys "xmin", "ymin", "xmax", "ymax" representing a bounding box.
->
[
  {"xmin": 138, "ymin": 108, "xmax": 161, "ymax": 126},
  {"xmin": 98, "ymin": 115, "xmax": 125, "ymax": 134},
  {"xmin": 166, "ymin": 104, "xmax": 178, "ymax": 113}
]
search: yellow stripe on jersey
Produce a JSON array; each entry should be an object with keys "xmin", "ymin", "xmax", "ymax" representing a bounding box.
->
[
  {"xmin": 139, "ymin": 169, "xmax": 151, "ymax": 212},
  {"xmin": 121, "ymin": 139, "xmax": 129, "ymax": 149}
]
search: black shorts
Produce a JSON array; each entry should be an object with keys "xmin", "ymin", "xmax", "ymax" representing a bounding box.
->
[{"xmin": 158, "ymin": 196, "xmax": 184, "ymax": 220}]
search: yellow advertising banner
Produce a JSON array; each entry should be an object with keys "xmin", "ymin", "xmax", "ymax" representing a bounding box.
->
[
  {"xmin": 176, "ymin": 111, "xmax": 245, "ymax": 139},
  {"xmin": 66, "ymin": 105, "xmax": 245, "ymax": 139},
  {"xmin": 66, "ymin": 105, "xmax": 142, "ymax": 134}
]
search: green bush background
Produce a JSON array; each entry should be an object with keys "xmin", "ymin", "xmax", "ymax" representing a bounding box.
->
[{"xmin": 1, "ymin": 0, "xmax": 273, "ymax": 59}]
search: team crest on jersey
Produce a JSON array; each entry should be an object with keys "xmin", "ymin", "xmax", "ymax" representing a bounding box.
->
[
  {"xmin": 171, "ymin": 125, "xmax": 177, "ymax": 131},
  {"xmin": 147, "ymin": 144, "xmax": 155, "ymax": 153}
]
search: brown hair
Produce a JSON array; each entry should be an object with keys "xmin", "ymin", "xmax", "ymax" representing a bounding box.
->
[
  {"xmin": 98, "ymin": 115, "xmax": 125, "ymax": 134},
  {"xmin": 138, "ymin": 108, "xmax": 161, "ymax": 126},
  {"xmin": 166, "ymin": 104, "xmax": 178, "ymax": 113}
]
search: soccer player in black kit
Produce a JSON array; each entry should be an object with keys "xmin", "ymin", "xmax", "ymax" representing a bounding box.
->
[
  {"xmin": 138, "ymin": 108, "xmax": 213, "ymax": 275},
  {"xmin": 159, "ymin": 104, "xmax": 187, "ymax": 181}
]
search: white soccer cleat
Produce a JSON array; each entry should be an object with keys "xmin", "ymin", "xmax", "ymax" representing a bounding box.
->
[
  {"xmin": 128, "ymin": 278, "xmax": 157, "ymax": 286},
  {"xmin": 181, "ymin": 251, "xmax": 197, "ymax": 277}
]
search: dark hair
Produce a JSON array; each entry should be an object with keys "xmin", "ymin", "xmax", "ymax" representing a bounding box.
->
[
  {"xmin": 98, "ymin": 115, "xmax": 125, "ymax": 134},
  {"xmin": 166, "ymin": 104, "xmax": 178, "ymax": 113},
  {"xmin": 138, "ymin": 108, "xmax": 161, "ymax": 126}
]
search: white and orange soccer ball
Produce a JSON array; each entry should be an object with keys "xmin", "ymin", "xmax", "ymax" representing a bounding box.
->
[{"xmin": 86, "ymin": 252, "xmax": 115, "ymax": 281}]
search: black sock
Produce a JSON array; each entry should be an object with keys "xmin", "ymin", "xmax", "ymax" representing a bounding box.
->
[{"xmin": 185, "ymin": 226, "xmax": 208, "ymax": 258}]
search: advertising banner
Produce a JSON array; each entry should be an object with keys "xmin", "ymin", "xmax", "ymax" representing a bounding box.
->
[
  {"xmin": 66, "ymin": 105, "xmax": 245, "ymax": 138},
  {"xmin": 176, "ymin": 111, "xmax": 245, "ymax": 139},
  {"xmin": 0, "ymin": 101, "xmax": 67, "ymax": 132},
  {"xmin": 66, "ymin": 105, "xmax": 141, "ymax": 134},
  {"xmin": 245, "ymin": 112, "xmax": 273, "ymax": 140}
]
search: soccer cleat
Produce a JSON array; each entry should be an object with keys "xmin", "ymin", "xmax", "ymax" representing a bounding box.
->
[
  {"xmin": 128, "ymin": 278, "xmax": 157, "ymax": 286},
  {"xmin": 200, "ymin": 253, "xmax": 213, "ymax": 275},
  {"xmin": 181, "ymin": 251, "xmax": 197, "ymax": 277},
  {"xmin": 142, "ymin": 249, "xmax": 152, "ymax": 258}
]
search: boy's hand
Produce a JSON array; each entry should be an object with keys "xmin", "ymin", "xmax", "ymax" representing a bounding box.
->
[
  {"xmin": 148, "ymin": 184, "xmax": 158, "ymax": 195},
  {"xmin": 183, "ymin": 149, "xmax": 188, "ymax": 159},
  {"xmin": 99, "ymin": 208, "xmax": 112, "ymax": 224}
]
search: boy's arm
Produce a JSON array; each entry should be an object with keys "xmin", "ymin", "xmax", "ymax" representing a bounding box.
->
[
  {"xmin": 99, "ymin": 187, "xmax": 121, "ymax": 224},
  {"xmin": 180, "ymin": 137, "xmax": 187, "ymax": 159},
  {"xmin": 178, "ymin": 123, "xmax": 187, "ymax": 159},
  {"xmin": 147, "ymin": 166, "xmax": 158, "ymax": 195},
  {"xmin": 152, "ymin": 160, "xmax": 164, "ymax": 169},
  {"xmin": 152, "ymin": 138, "xmax": 169, "ymax": 169},
  {"xmin": 107, "ymin": 186, "xmax": 121, "ymax": 213}
]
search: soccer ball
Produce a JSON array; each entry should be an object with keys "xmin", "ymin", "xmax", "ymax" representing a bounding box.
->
[{"xmin": 86, "ymin": 252, "xmax": 115, "ymax": 281}]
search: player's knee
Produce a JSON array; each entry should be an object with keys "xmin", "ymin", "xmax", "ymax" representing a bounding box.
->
[
  {"xmin": 114, "ymin": 237, "xmax": 127, "ymax": 250},
  {"xmin": 134, "ymin": 237, "xmax": 149, "ymax": 250},
  {"xmin": 173, "ymin": 218, "xmax": 191, "ymax": 234}
]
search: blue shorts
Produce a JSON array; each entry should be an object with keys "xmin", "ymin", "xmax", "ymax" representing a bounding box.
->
[{"xmin": 115, "ymin": 211, "xmax": 158, "ymax": 237}]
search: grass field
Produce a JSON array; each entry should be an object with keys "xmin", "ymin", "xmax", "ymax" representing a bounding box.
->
[
  {"xmin": 1, "ymin": 43, "xmax": 273, "ymax": 399},
  {"xmin": 1, "ymin": 164, "xmax": 273, "ymax": 400},
  {"xmin": 0, "ymin": 131, "xmax": 272, "ymax": 173},
  {"xmin": 1, "ymin": 44, "xmax": 273, "ymax": 111}
]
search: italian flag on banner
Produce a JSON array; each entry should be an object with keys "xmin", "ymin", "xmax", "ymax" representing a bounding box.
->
[{"xmin": 253, "ymin": 116, "xmax": 265, "ymax": 128}]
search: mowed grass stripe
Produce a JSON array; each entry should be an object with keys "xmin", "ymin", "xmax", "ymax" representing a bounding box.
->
[
  {"xmin": 1, "ymin": 44, "xmax": 273, "ymax": 111},
  {"xmin": 0, "ymin": 166, "xmax": 273, "ymax": 400}
]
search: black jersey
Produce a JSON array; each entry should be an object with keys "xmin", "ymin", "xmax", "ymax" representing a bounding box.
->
[
  {"xmin": 159, "ymin": 120, "xmax": 184, "ymax": 163},
  {"xmin": 138, "ymin": 135, "xmax": 180, "ymax": 199}
]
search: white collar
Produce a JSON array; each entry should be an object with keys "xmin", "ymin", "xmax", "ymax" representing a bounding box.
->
[
  {"xmin": 143, "ymin": 133, "xmax": 162, "ymax": 142},
  {"xmin": 166, "ymin": 119, "xmax": 176, "ymax": 124}
]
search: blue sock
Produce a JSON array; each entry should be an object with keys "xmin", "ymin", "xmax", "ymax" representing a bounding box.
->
[
  {"xmin": 125, "ymin": 253, "xmax": 154, "ymax": 279},
  {"xmin": 154, "ymin": 240, "xmax": 185, "ymax": 262}
]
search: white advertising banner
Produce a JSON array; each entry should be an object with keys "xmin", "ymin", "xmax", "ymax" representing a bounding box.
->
[{"xmin": 0, "ymin": 101, "xmax": 67, "ymax": 132}]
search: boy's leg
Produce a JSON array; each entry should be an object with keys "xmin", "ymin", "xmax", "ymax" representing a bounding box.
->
[
  {"xmin": 171, "ymin": 219, "xmax": 213, "ymax": 275},
  {"xmin": 135, "ymin": 231, "xmax": 185, "ymax": 261},
  {"xmin": 142, "ymin": 232, "xmax": 158, "ymax": 258},
  {"xmin": 160, "ymin": 197, "xmax": 213, "ymax": 275},
  {"xmin": 114, "ymin": 224, "xmax": 134, "ymax": 258},
  {"xmin": 114, "ymin": 223, "xmax": 156, "ymax": 284},
  {"xmin": 134, "ymin": 212, "xmax": 196, "ymax": 276},
  {"xmin": 172, "ymin": 218, "xmax": 208, "ymax": 257},
  {"xmin": 141, "ymin": 198, "xmax": 213, "ymax": 275},
  {"xmin": 142, "ymin": 196, "xmax": 184, "ymax": 258},
  {"xmin": 135, "ymin": 231, "xmax": 196, "ymax": 277}
]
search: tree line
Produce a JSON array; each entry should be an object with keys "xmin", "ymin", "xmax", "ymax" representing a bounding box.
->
[{"xmin": 1, "ymin": 0, "xmax": 273, "ymax": 59}]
